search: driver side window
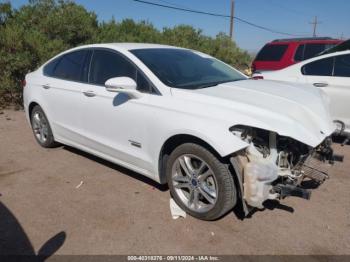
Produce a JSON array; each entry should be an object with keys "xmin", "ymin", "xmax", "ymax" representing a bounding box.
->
[
  {"xmin": 89, "ymin": 49, "xmax": 155, "ymax": 94},
  {"xmin": 89, "ymin": 50, "xmax": 136, "ymax": 86}
]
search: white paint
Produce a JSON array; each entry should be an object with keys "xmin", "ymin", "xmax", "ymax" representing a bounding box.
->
[
  {"xmin": 253, "ymin": 50, "xmax": 350, "ymax": 133},
  {"xmin": 23, "ymin": 43, "xmax": 335, "ymax": 185}
]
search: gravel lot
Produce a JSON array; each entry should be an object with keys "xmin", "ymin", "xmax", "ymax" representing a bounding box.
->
[{"xmin": 0, "ymin": 110, "xmax": 349, "ymax": 255}]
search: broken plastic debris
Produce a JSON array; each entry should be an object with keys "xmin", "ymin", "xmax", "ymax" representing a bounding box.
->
[
  {"xmin": 169, "ymin": 198, "xmax": 186, "ymax": 219},
  {"xmin": 75, "ymin": 181, "xmax": 84, "ymax": 189},
  {"xmin": 211, "ymin": 232, "xmax": 215, "ymax": 236}
]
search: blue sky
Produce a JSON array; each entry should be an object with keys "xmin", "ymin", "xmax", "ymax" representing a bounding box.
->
[{"xmin": 8, "ymin": 0, "xmax": 350, "ymax": 53}]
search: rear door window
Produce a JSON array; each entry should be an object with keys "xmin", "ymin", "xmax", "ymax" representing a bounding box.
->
[
  {"xmin": 43, "ymin": 58, "xmax": 60, "ymax": 77},
  {"xmin": 334, "ymin": 54, "xmax": 350, "ymax": 77},
  {"xmin": 294, "ymin": 43, "xmax": 338, "ymax": 61},
  {"xmin": 301, "ymin": 57, "xmax": 334, "ymax": 76},
  {"xmin": 52, "ymin": 50, "xmax": 90, "ymax": 82},
  {"xmin": 255, "ymin": 44, "xmax": 288, "ymax": 61},
  {"xmin": 294, "ymin": 44, "xmax": 305, "ymax": 61}
]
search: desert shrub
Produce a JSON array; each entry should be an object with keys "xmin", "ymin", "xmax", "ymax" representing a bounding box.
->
[{"xmin": 0, "ymin": 0, "xmax": 251, "ymax": 108}]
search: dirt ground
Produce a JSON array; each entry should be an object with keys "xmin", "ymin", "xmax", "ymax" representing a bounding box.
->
[{"xmin": 0, "ymin": 109, "xmax": 349, "ymax": 255}]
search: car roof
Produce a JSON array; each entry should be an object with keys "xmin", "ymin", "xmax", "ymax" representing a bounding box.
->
[
  {"xmin": 266, "ymin": 38, "xmax": 342, "ymax": 46},
  {"xmin": 72, "ymin": 43, "xmax": 183, "ymax": 51},
  {"xmin": 271, "ymin": 37, "xmax": 340, "ymax": 43},
  {"xmin": 269, "ymin": 40, "xmax": 342, "ymax": 45},
  {"xmin": 40, "ymin": 43, "xmax": 190, "ymax": 69}
]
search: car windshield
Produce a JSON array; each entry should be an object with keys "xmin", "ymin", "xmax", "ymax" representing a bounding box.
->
[
  {"xmin": 130, "ymin": 48, "xmax": 246, "ymax": 89},
  {"xmin": 318, "ymin": 39, "xmax": 350, "ymax": 56}
]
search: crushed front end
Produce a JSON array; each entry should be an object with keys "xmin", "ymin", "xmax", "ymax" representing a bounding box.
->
[{"xmin": 229, "ymin": 125, "xmax": 341, "ymax": 214}]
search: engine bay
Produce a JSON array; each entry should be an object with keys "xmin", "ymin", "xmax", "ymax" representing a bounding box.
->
[{"xmin": 230, "ymin": 125, "xmax": 339, "ymax": 211}]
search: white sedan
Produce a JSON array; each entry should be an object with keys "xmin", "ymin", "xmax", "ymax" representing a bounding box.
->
[
  {"xmin": 24, "ymin": 43, "xmax": 336, "ymax": 220},
  {"xmin": 253, "ymin": 50, "xmax": 350, "ymax": 134}
]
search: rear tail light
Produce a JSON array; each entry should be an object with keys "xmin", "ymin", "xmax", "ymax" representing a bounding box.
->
[
  {"xmin": 251, "ymin": 64, "xmax": 256, "ymax": 73},
  {"xmin": 21, "ymin": 79, "xmax": 26, "ymax": 88},
  {"xmin": 252, "ymin": 75, "xmax": 264, "ymax": 80}
]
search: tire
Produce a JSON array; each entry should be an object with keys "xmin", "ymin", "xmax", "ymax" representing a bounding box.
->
[
  {"xmin": 30, "ymin": 105, "xmax": 57, "ymax": 148},
  {"xmin": 166, "ymin": 143, "xmax": 237, "ymax": 220}
]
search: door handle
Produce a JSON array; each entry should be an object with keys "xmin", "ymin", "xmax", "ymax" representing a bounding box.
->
[
  {"xmin": 83, "ymin": 91, "xmax": 96, "ymax": 97},
  {"xmin": 313, "ymin": 82, "xmax": 328, "ymax": 87},
  {"xmin": 42, "ymin": 84, "xmax": 51, "ymax": 89}
]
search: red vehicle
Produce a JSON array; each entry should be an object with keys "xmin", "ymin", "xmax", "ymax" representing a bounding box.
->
[{"xmin": 252, "ymin": 37, "xmax": 343, "ymax": 72}]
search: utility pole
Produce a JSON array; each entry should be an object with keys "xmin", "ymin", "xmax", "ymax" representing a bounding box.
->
[
  {"xmin": 229, "ymin": 0, "xmax": 235, "ymax": 40},
  {"xmin": 309, "ymin": 16, "xmax": 321, "ymax": 37}
]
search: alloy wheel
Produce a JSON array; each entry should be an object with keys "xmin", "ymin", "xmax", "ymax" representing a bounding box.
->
[
  {"xmin": 171, "ymin": 154, "xmax": 218, "ymax": 213},
  {"xmin": 32, "ymin": 111, "xmax": 49, "ymax": 144}
]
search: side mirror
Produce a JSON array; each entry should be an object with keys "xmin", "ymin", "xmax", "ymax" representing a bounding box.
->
[{"xmin": 105, "ymin": 77, "xmax": 142, "ymax": 99}]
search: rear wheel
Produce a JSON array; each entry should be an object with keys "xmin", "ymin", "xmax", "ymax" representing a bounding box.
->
[
  {"xmin": 30, "ymin": 105, "xmax": 57, "ymax": 148},
  {"xmin": 166, "ymin": 143, "xmax": 237, "ymax": 220}
]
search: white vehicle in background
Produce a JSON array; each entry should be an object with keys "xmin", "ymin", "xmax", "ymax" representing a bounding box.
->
[
  {"xmin": 253, "ymin": 47, "xmax": 350, "ymax": 136},
  {"xmin": 23, "ymin": 43, "xmax": 338, "ymax": 220}
]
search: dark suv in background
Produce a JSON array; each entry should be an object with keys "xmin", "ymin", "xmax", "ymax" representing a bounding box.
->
[{"xmin": 252, "ymin": 37, "xmax": 343, "ymax": 72}]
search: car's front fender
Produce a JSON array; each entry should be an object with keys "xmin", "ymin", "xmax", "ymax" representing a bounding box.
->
[{"xmin": 151, "ymin": 116, "xmax": 249, "ymax": 183}]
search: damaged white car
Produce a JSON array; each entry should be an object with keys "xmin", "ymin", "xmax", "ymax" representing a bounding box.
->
[{"xmin": 23, "ymin": 44, "xmax": 339, "ymax": 220}]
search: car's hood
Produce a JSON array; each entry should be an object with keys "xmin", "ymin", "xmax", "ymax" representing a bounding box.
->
[{"xmin": 171, "ymin": 79, "xmax": 335, "ymax": 147}]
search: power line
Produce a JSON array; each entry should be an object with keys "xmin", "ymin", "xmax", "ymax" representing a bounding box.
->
[
  {"xmin": 266, "ymin": 0, "xmax": 310, "ymax": 17},
  {"xmin": 134, "ymin": 0, "xmax": 230, "ymax": 18},
  {"xmin": 133, "ymin": 0, "xmax": 305, "ymax": 37},
  {"xmin": 155, "ymin": 0, "xmax": 192, "ymax": 10}
]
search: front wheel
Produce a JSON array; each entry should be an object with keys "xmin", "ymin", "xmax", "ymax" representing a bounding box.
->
[{"xmin": 166, "ymin": 143, "xmax": 237, "ymax": 220}]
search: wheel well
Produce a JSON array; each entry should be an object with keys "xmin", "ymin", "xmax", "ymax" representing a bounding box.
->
[
  {"xmin": 158, "ymin": 134, "xmax": 226, "ymax": 184},
  {"xmin": 28, "ymin": 102, "xmax": 39, "ymax": 119}
]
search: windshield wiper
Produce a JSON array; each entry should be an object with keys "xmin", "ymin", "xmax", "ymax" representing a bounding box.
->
[
  {"xmin": 176, "ymin": 79, "xmax": 245, "ymax": 90},
  {"xmin": 194, "ymin": 79, "xmax": 245, "ymax": 89},
  {"xmin": 194, "ymin": 83, "xmax": 220, "ymax": 89}
]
